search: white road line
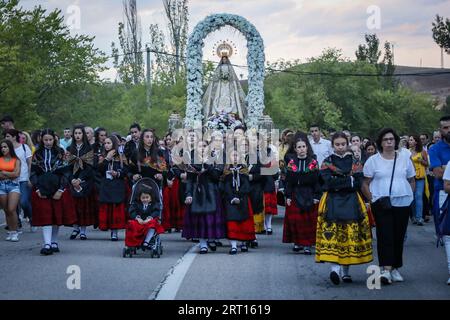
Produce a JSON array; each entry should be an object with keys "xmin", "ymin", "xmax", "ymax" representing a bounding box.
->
[{"xmin": 149, "ymin": 244, "xmax": 198, "ymax": 300}]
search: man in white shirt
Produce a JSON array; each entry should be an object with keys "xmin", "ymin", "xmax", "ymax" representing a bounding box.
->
[
  {"xmin": 309, "ymin": 124, "xmax": 333, "ymax": 166},
  {"xmin": 59, "ymin": 128, "xmax": 72, "ymax": 151}
]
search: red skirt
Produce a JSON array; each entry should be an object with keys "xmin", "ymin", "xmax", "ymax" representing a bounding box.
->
[
  {"xmin": 73, "ymin": 191, "xmax": 98, "ymax": 226},
  {"xmin": 226, "ymin": 199, "xmax": 256, "ymax": 241},
  {"xmin": 125, "ymin": 219, "xmax": 165, "ymax": 247},
  {"xmin": 162, "ymin": 179, "xmax": 185, "ymax": 230},
  {"xmin": 282, "ymin": 201, "xmax": 318, "ymax": 246},
  {"xmin": 264, "ymin": 192, "xmax": 278, "ymax": 215},
  {"xmin": 98, "ymin": 203, "xmax": 127, "ymax": 230},
  {"xmin": 31, "ymin": 189, "xmax": 77, "ymax": 226}
]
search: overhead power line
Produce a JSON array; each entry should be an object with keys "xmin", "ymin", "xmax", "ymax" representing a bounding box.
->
[{"xmin": 108, "ymin": 48, "xmax": 450, "ymax": 78}]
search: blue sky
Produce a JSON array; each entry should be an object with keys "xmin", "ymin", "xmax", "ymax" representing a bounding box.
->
[{"xmin": 21, "ymin": 0, "xmax": 450, "ymax": 80}]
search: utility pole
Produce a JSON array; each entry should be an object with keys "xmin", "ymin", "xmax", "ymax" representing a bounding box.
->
[{"xmin": 146, "ymin": 46, "xmax": 151, "ymax": 109}]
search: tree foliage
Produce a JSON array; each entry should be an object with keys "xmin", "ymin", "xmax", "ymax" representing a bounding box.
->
[
  {"xmin": 111, "ymin": 0, "xmax": 144, "ymax": 85},
  {"xmin": 0, "ymin": 0, "xmax": 106, "ymax": 130},
  {"xmin": 432, "ymin": 15, "xmax": 450, "ymax": 54},
  {"xmin": 265, "ymin": 48, "xmax": 439, "ymax": 137}
]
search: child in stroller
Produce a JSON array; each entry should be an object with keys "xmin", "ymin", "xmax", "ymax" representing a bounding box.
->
[{"xmin": 123, "ymin": 178, "xmax": 165, "ymax": 258}]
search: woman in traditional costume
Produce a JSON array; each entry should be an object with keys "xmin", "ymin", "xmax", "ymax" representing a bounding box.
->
[
  {"xmin": 283, "ymin": 133, "xmax": 321, "ymax": 255},
  {"xmin": 67, "ymin": 125, "xmax": 97, "ymax": 240},
  {"xmin": 31, "ymin": 129, "xmax": 77, "ymax": 254},
  {"xmin": 315, "ymin": 132, "xmax": 373, "ymax": 285},
  {"xmin": 182, "ymin": 140, "xmax": 226, "ymax": 254}
]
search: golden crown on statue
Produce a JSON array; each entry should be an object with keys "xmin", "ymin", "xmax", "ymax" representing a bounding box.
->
[{"xmin": 213, "ymin": 40, "xmax": 237, "ymax": 59}]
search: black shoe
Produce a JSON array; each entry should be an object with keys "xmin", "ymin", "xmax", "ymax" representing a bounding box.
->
[
  {"xmin": 80, "ymin": 234, "xmax": 87, "ymax": 240},
  {"xmin": 51, "ymin": 243, "xmax": 60, "ymax": 253},
  {"xmin": 342, "ymin": 275, "xmax": 353, "ymax": 283},
  {"xmin": 199, "ymin": 247, "xmax": 208, "ymax": 254},
  {"xmin": 304, "ymin": 247, "xmax": 312, "ymax": 255},
  {"xmin": 141, "ymin": 242, "xmax": 150, "ymax": 251},
  {"xmin": 207, "ymin": 241, "xmax": 217, "ymax": 251},
  {"xmin": 293, "ymin": 245, "xmax": 302, "ymax": 252},
  {"xmin": 70, "ymin": 229, "xmax": 80, "ymax": 240},
  {"xmin": 111, "ymin": 232, "xmax": 118, "ymax": 241},
  {"xmin": 229, "ymin": 247, "xmax": 237, "ymax": 255},
  {"xmin": 215, "ymin": 240, "xmax": 223, "ymax": 247},
  {"xmin": 266, "ymin": 228, "xmax": 273, "ymax": 235},
  {"xmin": 241, "ymin": 244, "xmax": 248, "ymax": 252},
  {"xmin": 40, "ymin": 244, "xmax": 53, "ymax": 256},
  {"xmin": 330, "ymin": 271, "xmax": 340, "ymax": 285},
  {"xmin": 250, "ymin": 240, "xmax": 258, "ymax": 248}
]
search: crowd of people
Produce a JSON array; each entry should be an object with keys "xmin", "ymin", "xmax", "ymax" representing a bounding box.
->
[{"xmin": 1, "ymin": 113, "xmax": 449, "ymax": 286}]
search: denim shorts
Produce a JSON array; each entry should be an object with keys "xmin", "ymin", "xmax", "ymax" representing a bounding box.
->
[{"xmin": 0, "ymin": 180, "xmax": 21, "ymax": 195}]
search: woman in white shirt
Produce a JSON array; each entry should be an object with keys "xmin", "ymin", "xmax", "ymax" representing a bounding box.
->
[{"xmin": 362, "ymin": 128, "xmax": 416, "ymax": 285}]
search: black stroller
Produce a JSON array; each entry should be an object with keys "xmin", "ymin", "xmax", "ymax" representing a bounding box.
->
[{"xmin": 122, "ymin": 178, "xmax": 164, "ymax": 258}]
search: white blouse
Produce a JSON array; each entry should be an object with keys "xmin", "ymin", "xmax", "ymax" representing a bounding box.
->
[{"xmin": 363, "ymin": 150, "xmax": 416, "ymax": 207}]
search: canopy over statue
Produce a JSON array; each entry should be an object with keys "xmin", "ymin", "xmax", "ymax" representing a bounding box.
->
[
  {"xmin": 184, "ymin": 13, "xmax": 266, "ymax": 129},
  {"xmin": 201, "ymin": 43, "xmax": 248, "ymax": 122}
]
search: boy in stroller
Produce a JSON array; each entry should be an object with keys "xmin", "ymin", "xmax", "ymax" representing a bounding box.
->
[{"xmin": 123, "ymin": 178, "xmax": 165, "ymax": 257}]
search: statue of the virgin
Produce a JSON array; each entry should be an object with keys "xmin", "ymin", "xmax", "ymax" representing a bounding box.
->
[{"xmin": 201, "ymin": 43, "xmax": 247, "ymax": 122}]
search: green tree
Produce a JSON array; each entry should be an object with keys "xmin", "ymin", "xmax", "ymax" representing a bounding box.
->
[
  {"xmin": 111, "ymin": 0, "xmax": 144, "ymax": 85},
  {"xmin": 0, "ymin": 0, "xmax": 106, "ymax": 130}
]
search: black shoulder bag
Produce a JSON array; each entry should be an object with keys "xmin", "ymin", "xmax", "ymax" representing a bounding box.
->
[{"xmin": 373, "ymin": 152, "xmax": 397, "ymax": 210}]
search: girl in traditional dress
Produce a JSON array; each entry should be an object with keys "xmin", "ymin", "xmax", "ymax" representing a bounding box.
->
[
  {"xmin": 182, "ymin": 140, "xmax": 226, "ymax": 254},
  {"xmin": 161, "ymin": 133, "xmax": 184, "ymax": 232},
  {"xmin": 283, "ymin": 133, "xmax": 321, "ymax": 254},
  {"xmin": 262, "ymin": 148, "xmax": 279, "ymax": 235},
  {"xmin": 97, "ymin": 135, "xmax": 128, "ymax": 241},
  {"xmin": 222, "ymin": 149, "xmax": 256, "ymax": 254},
  {"xmin": 67, "ymin": 125, "xmax": 97, "ymax": 240},
  {"xmin": 315, "ymin": 132, "xmax": 373, "ymax": 285},
  {"xmin": 124, "ymin": 188, "xmax": 164, "ymax": 253},
  {"xmin": 129, "ymin": 129, "xmax": 167, "ymax": 189},
  {"xmin": 30, "ymin": 129, "xmax": 77, "ymax": 254},
  {"xmin": 245, "ymin": 132, "xmax": 264, "ymax": 247}
]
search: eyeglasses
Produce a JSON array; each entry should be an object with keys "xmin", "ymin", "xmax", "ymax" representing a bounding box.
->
[{"xmin": 382, "ymin": 137, "xmax": 395, "ymax": 142}]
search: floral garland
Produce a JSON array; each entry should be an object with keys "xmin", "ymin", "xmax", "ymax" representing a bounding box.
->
[
  {"xmin": 205, "ymin": 111, "xmax": 243, "ymax": 131},
  {"xmin": 185, "ymin": 13, "xmax": 265, "ymax": 129}
]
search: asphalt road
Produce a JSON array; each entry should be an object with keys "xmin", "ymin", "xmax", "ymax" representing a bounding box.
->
[{"xmin": 0, "ymin": 207, "xmax": 449, "ymax": 300}]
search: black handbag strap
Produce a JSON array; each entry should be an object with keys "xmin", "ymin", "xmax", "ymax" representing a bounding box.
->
[{"xmin": 389, "ymin": 152, "xmax": 397, "ymax": 196}]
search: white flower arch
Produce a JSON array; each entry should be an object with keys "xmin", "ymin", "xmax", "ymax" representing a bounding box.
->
[{"xmin": 185, "ymin": 13, "xmax": 265, "ymax": 129}]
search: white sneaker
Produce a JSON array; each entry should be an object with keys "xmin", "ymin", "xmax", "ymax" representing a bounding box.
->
[
  {"xmin": 380, "ymin": 270, "xmax": 392, "ymax": 285},
  {"xmin": 9, "ymin": 232, "xmax": 19, "ymax": 242},
  {"xmin": 391, "ymin": 269, "xmax": 404, "ymax": 282},
  {"xmin": 5, "ymin": 232, "xmax": 12, "ymax": 241}
]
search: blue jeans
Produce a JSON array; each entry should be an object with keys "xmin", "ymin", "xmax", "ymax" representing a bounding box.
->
[
  {"xmin": 413, "ymin": 179, "xmax": 425, "ymax": 223},
  {"xmin": 19, "ymin": 181, "xmax": 32, "ymax": 220}
]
